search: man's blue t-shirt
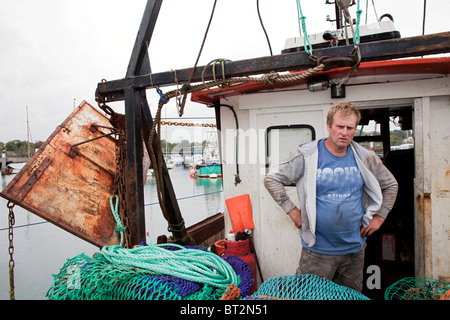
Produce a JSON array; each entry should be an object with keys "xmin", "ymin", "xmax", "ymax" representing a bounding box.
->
[{"xmin": 302, "ymin": 140, "xmax": 366, "ymax": 255}]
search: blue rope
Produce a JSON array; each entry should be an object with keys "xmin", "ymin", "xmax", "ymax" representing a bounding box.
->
[
  {"xmin": 0, "ymin": 221, "xmax": 47, "ymax": 232},
  {"xmin": 144, "ymin": 190, "xmax": 223, "ymax": 207}
]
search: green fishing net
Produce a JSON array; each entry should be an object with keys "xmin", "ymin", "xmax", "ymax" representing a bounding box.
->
[
  {"xmin": 243, "ymin": 274, "xmax": 370, "ymax": 300},
  {"xmin": 384, "ymin": 277, "xmax": 450, "ymax": 300}
]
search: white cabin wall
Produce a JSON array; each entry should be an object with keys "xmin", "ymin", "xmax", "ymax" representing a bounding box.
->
[
  {"xmin": 414, "ymin": 95, "xmax": 450, "ymax": 281},
  {"xmin": 219, "ymin": 96, "xmax": 254, "ymax": 232},
  {"xmin": 430, "ymin": 96, "xmax": 450, "ymax": 281}
]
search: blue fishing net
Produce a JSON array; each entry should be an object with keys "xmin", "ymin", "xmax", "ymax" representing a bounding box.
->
[
  {"xmin": 112, "ymin": 275, "xmax": 203, "ymax": 300},
  {"xmin": 221, "ymin": 254, "xmax": 253, "ymax": 297}
]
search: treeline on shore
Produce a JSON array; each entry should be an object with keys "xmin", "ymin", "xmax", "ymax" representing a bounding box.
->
[
  {"xmin": 0, "ymin": 140, "xmax": 44, "ymax": 157},
  {"xmin": 1, "ymin": 130, "xmax": 409, "ymax": 158},
  {"xmin": 0, "ymin": 138, "xmax": 210, "ymax": 158}
]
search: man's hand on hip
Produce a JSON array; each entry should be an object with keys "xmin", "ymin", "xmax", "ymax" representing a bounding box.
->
[
  {"xmin": 288, "ymin": 207, "xmax": 302, "ymax": 229},
  {"xmin": 360, "ymin": 215, "xmax": 385, "ymax": 237}
]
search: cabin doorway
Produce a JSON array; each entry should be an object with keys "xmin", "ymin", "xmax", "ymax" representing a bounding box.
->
[{"xmin": 355, "ymin": 105, "xmax": 416, "ymax": 299}]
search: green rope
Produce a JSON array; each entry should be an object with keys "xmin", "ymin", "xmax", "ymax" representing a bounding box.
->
[
  {"xmin": 110, "ymin": 195, "xmax": 126, "ymax": 246},
  {"xmin": 352, "ymin": 0, "xmax": 362, "ymax": 67},
  {"xmin": 97, "ymin": 244, "xmax": 240, "ymax": 289},
  {"xmin": 354, "ymin": 0, "xmax": 362, "ymax": 46},
  {"xmin": 296, "ymin": 0, "xmax": 312, "ymax": 55}
]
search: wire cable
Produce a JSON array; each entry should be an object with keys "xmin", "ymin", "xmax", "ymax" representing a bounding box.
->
[{"xmin": 256, "ymin": 0, "xmax": 273, "ymax": 56}]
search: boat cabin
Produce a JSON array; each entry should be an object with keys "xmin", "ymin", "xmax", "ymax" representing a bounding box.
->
[{"xmin": 192, "ymin": 56, "xmax": 450, "ymax": 298}]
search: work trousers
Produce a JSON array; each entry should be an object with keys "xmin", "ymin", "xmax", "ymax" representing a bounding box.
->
[{"xmin": 296, "ymin": 243, "xmax": 366, "ymax": 292}]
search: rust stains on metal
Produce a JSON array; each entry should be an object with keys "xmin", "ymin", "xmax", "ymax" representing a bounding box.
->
[
  {"xmin": 416, "ymin": 192, "xmax": 433, "ymax": 276},
  {"xmin": 0, "ymin": 101, "xmax": 119, "ymax": 248}
]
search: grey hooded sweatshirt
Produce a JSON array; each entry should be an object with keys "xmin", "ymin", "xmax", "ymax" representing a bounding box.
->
[{"xmin": 264, "ymin": 139, "xmax": 398, "ymax": 248}]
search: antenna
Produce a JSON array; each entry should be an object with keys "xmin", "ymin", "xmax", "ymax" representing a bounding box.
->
[{"xmin": 326, "ymin": 0, "xmax": 357, "ymax": 29}]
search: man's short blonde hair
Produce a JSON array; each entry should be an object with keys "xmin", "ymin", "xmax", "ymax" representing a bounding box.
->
[{"xmin": 327, "ymin": 101, "xmax": 361, "ymax": 126}]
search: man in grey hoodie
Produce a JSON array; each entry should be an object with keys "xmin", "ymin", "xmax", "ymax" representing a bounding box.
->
[{"xmin": 264, "ymin": 102, "xmax": 398, "ymax": 292}]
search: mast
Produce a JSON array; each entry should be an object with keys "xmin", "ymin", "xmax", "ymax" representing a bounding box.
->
[{"xmin": 26, "ymin": 106, "xmax": 31, "ymax": 159}]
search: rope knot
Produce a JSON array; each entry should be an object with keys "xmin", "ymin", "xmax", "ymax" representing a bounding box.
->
[
  {"xmin": 181, "ymin": 83, "xmax": 191, "ymax": 93},
  {"xmin": 262, "ymin": 71, "xmax": 279, "ymax": 85},
  {"xmin": 116, "ymin": 224, "xmax": 126, "ymax": 233}
]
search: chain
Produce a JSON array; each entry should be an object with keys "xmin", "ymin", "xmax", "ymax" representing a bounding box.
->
[
  {"xmin": 95, "ymin": 100, "xmax": 133, "ymax": 248},
  {"xmin": 113, "ymin": 129, "xmax": 132, "ymax": 248},
  {"xmin": 160, "ymin": 121, "xmax": 216, "ymax": 128},
  {"xmin": 7, "ymin": 201, "xmax": 15, "ymax": 300}
]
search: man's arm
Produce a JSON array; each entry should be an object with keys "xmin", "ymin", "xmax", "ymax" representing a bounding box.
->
[{"xmin": 362, "ymin": 151, "xmax": 398, "ymax": 236}]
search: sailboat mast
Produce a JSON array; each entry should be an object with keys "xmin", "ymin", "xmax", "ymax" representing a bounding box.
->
[
  {"xmin": 335, "ymin": 2, "xmax": 343, "ymax": 29},
  {"xmin": 26, "ymin": 106, "xmax": 31, "ymax": 159}
]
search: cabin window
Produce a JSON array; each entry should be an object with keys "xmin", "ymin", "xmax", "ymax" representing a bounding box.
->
[
  {"xmin": 355, "ymin": 120, "xmax": 385, "ymax": 157},
  {"xmin": 355, "ymin": 115, "xmax": 414, "ymax": 158},
  {"xmin": 266, "ymin": 125, "xmax": 315, "ymax": 171}
]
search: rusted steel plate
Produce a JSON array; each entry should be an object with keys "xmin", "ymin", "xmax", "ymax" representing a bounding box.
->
[{"xmin": 1, "ymin": 101, "xmax": 119, "ymax": 248}]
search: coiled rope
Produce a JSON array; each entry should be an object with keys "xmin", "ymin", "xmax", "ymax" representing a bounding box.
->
[{"xmin": 97, "ymin": 244, "xmax": 240, "ymax": 289}]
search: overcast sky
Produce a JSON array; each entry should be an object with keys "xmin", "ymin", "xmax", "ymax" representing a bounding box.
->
[{"xmin": 1, "ymin": 0, "xmax": 449, "ymax": 144}]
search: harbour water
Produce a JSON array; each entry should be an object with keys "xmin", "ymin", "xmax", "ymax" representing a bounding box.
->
[{"xmin": 0, "ymin": 163, "xmax": 224, "ymax": 300}]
